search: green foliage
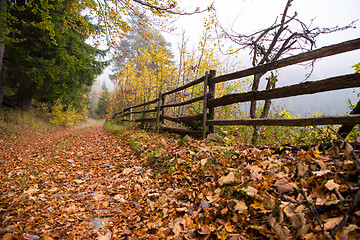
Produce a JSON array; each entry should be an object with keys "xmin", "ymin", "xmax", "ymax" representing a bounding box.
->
[
  {"xmin": 95, "ymin": 83, "xmax": 110, "ymax": 118},
  {"xmin": 353, "ymin": 62, "xmax": 360, "ymax": 73},
  {"xmin": 345, "ymin": 63, "xmax": 360, "ymax": 142},
  {"xmin": 2, "ymin": 0, "xmax": 105, "ymax": 110},
  {"xmin": 217, "ymin": 108, "xmax": 337, "ymax": 146}
]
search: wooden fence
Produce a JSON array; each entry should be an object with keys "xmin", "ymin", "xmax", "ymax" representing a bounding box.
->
[{"xmin": 112, "ymin": 38, "xmax": 360, "ymax": 139}]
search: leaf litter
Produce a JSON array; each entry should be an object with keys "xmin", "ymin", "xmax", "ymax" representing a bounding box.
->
[{"xmin": 0, "ymin": 123, "xmax": 359, "ymax": 239}]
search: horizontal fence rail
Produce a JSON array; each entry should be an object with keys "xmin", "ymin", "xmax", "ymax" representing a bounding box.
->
[
  {"xmin": 208, "ymin": 115, "xmax": 360, "ymax": 127},
  {"xmin": 209, "ymin": 73, "xmax": 360, "ymax": 108},
  {"xmin": 113, "ymin": 38, "xmax": 360, "ymax": 140}
]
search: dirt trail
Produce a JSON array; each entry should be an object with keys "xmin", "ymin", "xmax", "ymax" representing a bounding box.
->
[{"xmin": 0, "ymin": 122, "xmax": 154, "ymax": 239}]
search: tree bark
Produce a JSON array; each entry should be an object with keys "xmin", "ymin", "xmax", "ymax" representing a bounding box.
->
[
  {"xmin": 250, "ymin": 72, "xmax": 265, "ymax": 145},
  {"xmin": 252, "ymin": 77, "xmax": 277, "ymax": 145},
  {"xmin": 0, "ymin": 0, "xmax": 7, "ymax": 105},
  {"xmin": 16, "ymin": 75, "xmax": 34, "ymax": 111},
  {"xmin": 0, "ymin": 67, "xmax": 4, "ymax": 106}
]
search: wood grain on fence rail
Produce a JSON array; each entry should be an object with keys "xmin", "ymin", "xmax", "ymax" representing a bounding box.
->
[
  {"xmin": 163, "ymin": 96, "xmax": 204, "ymax": 108},
  {"xmin": 163, "ymin": 71, "xmax": 216, "ymax": 96},
  {"xmin": 123, "ymin": 108, "xmax": 157, "ymax": 116},
  {"xmin": 209, "ymin": 73, "xmax": 360, "ymax": 108},
  {"xmin": 124, "ymin": 97, "xmax": 159, "ymax": 111},
  {"xmin": 163, "ymin": 114, "xmax": 203, "ymax": 124},
  {"xmin": 208, "ymin": 115, "xmax": 360, "ymax": 126}
]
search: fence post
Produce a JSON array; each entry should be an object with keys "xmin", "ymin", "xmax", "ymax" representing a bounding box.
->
[
  {"xmin": 129, "ymin": 107, "xmax": 133, "ymax": 121},
  {"xmin": 161, "ymin": 94, "xmax": 166, "ymax": 125},
  {"xmin": 202, "ymin": 71, "xmax": 209, "ymax": 139},
  {"xmin": 156, "ymin": 92, "xmax": 163, "ymax": 132},
  {"xmin": 208, "ymin": 70, "xmax": 216, "ymax": 134}
]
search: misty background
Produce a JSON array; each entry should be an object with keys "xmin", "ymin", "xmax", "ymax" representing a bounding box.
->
[{"xmin": 94, "ymin": 0, "xmax": 360, "ymax": 117}]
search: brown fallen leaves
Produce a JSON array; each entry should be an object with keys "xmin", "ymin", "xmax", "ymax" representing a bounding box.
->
[{"xmin": 0, "ymin": 122, "xmax": 359, "ymax": 239}]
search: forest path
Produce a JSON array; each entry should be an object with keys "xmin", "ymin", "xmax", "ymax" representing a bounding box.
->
[
  {"xmin": 1, "ymin": 121, "xmax": 359, "ymax": 239},
  {"xmin": 0, "ymin": 121, "xmax": 157, "ymax": 239}
]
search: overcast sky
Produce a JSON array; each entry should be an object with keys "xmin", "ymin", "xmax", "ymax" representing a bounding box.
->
[{"xmin": 165, "ymin": 0, "xmax": 360, "ymax": 67}]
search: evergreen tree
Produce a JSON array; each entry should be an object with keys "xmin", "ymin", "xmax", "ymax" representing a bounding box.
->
[
  {"xmin": 95, "ymin": 83, "xmax": 110, "ymax": 118},
  {"xmin": 2, "ymin": 0, "xmax": 105, "ymax": 111}
]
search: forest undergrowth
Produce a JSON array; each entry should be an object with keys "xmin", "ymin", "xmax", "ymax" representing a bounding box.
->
[{"xmin": 0, "ymin": 118, "xmax": 359, "ymax": 239}]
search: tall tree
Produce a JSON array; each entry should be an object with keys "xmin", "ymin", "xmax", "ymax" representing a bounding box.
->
[
  {"xmin": 215, "ymin": 0, "xmax": 356, "ymax": 144},
  {"xmin": 95, "ymin": 82, "xmax": 110, "ymax": 118},
  {"xmin": 0, "ymin": 0, "xmax": 213, "ymax": 108},
  {"xmin": 3, "ymin": 0, "xmax": 105, "ymax": 111}
]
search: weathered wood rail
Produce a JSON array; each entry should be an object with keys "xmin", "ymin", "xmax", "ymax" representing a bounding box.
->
[{"xmin": 113, "ymin": 38, "xmax": 360, "ymax": 139}]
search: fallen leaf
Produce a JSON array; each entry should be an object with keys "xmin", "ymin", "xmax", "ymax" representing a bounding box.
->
[
  {"xmin": 225, "ymin": 221, "xmax": 236, "ymax": 233},
  {"xmin": 93, "ymin": 192, "xmax": 106, "ymax": 201},
  {"xmin": 102, "ymin": 201, "xmax": 110, "ymax": 208},
  {"xmin": 297, "ymin": 161, "xmax": 309, "ymax": 177},
  {"xmin": 315, "ymin": 216, "xmax": 342, "ymax": 231},
  {"xmin": 24, "ymin": 185, "xmax": 39, "ymax": 195},
  {"xmin": 200, "ymin": 158, "xmax": 208, "ymax": 166},
  {"xmin": 42, "ymin": 237, "xmax": 54, "ymax": 240},
  {"xmin": 343, "ymin": 143, "xmax": 353, "ymax": 159},
  {"xmin": 234, "ymin": 200, "xmax": 248, "ymax": 213},
  {"xmin": 274, "ymin": 179, "xmax": 294, "ymax": 193},
  {"xmin": 313, "ymin": 170, "xmax": 331, "ymax": 176},
  {"xmin": 2, "ymin": 233, "xmax": 13, "ymax": 240},
  {"xmin": 66, "ymin": 204, "xmax": 78, "ymax": 215},
  {"xmin": 336, "ymin": 224, "xmax": 358, "ymax": 240},
  {"xmin": 97, "ymin": 230, "xmax": 112, "ymax": 240},
  {"xmin": 263, "ymin": 196, "xmax": 275, "ymax": 210},
  {"xmin": 218, "ymin": 172, "xmax": 236, "ymax": 185},
  {"xmin": 246, "ymin": 186, "xmax": 258, "ymax": 197},
  {"xmin": 268, "ymin": 216, "xmax": 291, "ymax": 240},
  {"xmin": 122, "ymin": 168, "xmax": 132, "ymax": 175},
  {"xmin": 325, "ymin": 179, "xmax": 340, "ymax": 191},
  {"xmin": 198, "ymin": 226, "xmax": 211, "ymax": 235}
]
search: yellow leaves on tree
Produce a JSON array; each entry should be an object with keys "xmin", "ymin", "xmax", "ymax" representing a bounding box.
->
[
  {"xmin": 110, "ymin": 40, "xmax": 176, "ymax": 114},
  {"xmin": 46, "ymin": 99, "xmax": 88, "ymax": 127},
  {"xmin": 110, "ymin": 12, "xmax": 250, "ymax": 119}
]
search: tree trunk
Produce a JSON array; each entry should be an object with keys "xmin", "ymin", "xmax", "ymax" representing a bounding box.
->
[
  {"xmin": 252, "ymin": 78, "xmax": 277, "ymax": 145},
  {"xmin": 250, "ymin": 73, "xmax": 265, "ymax": 145},
  {"xmin": 0, "ymin": 0, "xmax": 7, "ymax": 106},
  {"xmin": 0, "ymin": 67, "xmax": 3, "ymax": 106},
  {"xmin": 16, "ymin": 75, "xmax": 34, "ymax": 111}
]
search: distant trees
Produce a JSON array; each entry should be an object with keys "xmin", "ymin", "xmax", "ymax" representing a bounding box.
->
[
  {"xmin": 96, "ymin": 83, "xmax": 111, "ymax": 118},
  {"xmin": 109, "ymin": 15, "xmax": 249, "ymax": 119},
  {"xmin": 110, "ymin": 27, "xmax": 176, "ymax": 113}
]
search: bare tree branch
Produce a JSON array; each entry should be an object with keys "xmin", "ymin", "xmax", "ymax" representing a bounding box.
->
[
  {"xmin": 132, "ymin": 0, "xmax": 214, "ymax": 16},
  {"xmin": 214, "ymin": 0, "xmax": 357, "ymax": 145}
]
